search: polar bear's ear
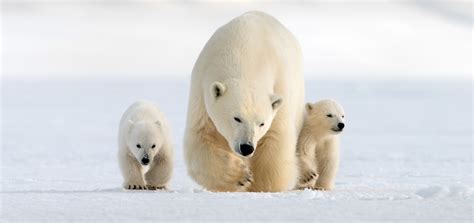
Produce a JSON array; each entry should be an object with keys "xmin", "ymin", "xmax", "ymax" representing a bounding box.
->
[
  {"xmin": 270, "ymin": 94, "xmax": 283, "ymax": 111},
  {"xmin": 305, "ymin": 103, "xmax": 313, "ymax": 112},
  {"xmin": 127, "ymin": 120, "xmax": 134, "ymax": 133},
  {"xmin": 210, "ymin": 81, "xmax": 226, "ymax": 99}
]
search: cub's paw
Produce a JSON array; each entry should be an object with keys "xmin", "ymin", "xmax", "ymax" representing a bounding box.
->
[
  {"xmin": 124, "ymin": 184, "xmax": 147, "ymax": 190},
  {"xmin": 146, "ymin": 185, "xmax": 167, "ymax": 190},
  {"xmin": 296, "ymin": 171, "xmax": 318, "ymax": 189},
  {"xmin": 312, "ymin": 187, "xmax": 328, "ymax": 191}
]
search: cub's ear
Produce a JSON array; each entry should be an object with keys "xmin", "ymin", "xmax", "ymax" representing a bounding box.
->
[
  {"xmin": 270, "ymin": 94, "xmax": 283, "ymax": 111},
  {"xmin": 305, "ymin": 103, "xmax": 313, "ymax": 112},
  {"xmin": 210, "ymin": 81, "xmax": 226, "ymax": 99},
  {"xmin": 127, "ymin": 120, "xmax": 134, "ymax": 133}
]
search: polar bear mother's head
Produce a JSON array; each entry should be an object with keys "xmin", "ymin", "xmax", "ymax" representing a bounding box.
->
[{"xmin": 204, "ymin": 81, "xmax": 283, "ymax": 157}]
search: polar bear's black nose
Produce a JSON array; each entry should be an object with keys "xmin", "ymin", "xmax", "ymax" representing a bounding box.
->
[
  {"xmin": 141, "ymin": 154, "xmax": 150, "ymax": 165},
  {"xmin": 239, "ymin": 144, "xmax": 254, "ymax": 157},
  {"xmin": 338, "ymin": 122, "xmax": 345, "ymax": 130},
  {"xmin": 141, "ymin": 157, "xmax": 150, "ymax": 165}
]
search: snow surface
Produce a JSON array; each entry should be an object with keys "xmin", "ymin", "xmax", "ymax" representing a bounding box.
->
[{"xmin": 1, "ymin": 79, "xmax": 472, "ymax": 222}]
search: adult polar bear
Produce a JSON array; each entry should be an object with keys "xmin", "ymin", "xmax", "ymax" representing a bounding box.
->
[{"xmin": 184, "ymin": 11, "xmax": 305, "ymax": 192}]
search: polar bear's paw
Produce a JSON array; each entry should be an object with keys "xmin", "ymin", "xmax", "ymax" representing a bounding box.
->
[
  {"xmin": 146, "ymin": 185, "xmax": 167, "ymax": 190},
  {"xmin": 125, "ymin": 184, "xmax": 147, "ymax": 190},
  {"xmin": 236, "ymin": 166, "xmax": 253, "ymax": 189},
  {"xmin": 312, "ymin": 187, "xmax": 328, "ymax": 191},
  {"xmin": 220, "ymin": 154, "xmax": 253, "ymax": 191},
  {"xmin": 296, "ymin": 171, "xmax": 318, "ymax": 189}
]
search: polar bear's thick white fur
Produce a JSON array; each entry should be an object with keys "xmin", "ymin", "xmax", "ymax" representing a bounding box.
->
[
  {"xmin": 184, "ymin": 11, "xmax": 305, "ymax": 192},
  {"xmin": 118, "ymin": 100, "xmax": 174, "ymax": 190},
  {"xmin": 296, "ymin": 99, "xmax": 345, "ymax": 191}
]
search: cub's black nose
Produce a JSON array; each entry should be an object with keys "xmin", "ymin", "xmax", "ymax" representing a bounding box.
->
[
  {"xmin": 141, "ymin": 156, "xmax": 150, "ymax": 165},
  {"xmin": 239, "ymin": 144, "xmax": 255, "ymax": 157},
  {"xmin": 338, "ymin": 122, "xmax": 345, "ymax": 130}
]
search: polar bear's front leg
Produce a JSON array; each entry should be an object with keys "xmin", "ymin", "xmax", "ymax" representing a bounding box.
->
[
  {"xmin": 296, "ymin": 164, "xmax": 318, "ymax": 190},
  {"xmin": 313, "ymin": 138, "xmax": 340, "ymax": 191},
  {"xmin": 119, "ymin": 149, "xmax": 146, "ymax": 190},
  {"xmin": 249, "ymin": 129, "xmax": 298, "ymax": 192},
  {"xmin": 296, "ymin": 137, "xmax": 318, "ymax": 189},
  {"xmin": 144, "ymin": 149, "xmax": 173, "ymax": 190},
  {"xmin": 185, "ymin": 134, "xmax": 253, "ymax": 192}
]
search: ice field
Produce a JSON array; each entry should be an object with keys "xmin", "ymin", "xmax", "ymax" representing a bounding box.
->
[{"xmin": 1, "ymin": 79, "xmax": 472, "ymax": 222}]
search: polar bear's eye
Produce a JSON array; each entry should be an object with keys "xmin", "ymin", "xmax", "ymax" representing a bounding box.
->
[
  {"xmin": 234, "ymin": 117, "xmax": 242, "ymax": 123},
  {"xmin": 342, "ymin": 115, "xmax": 345, "ymax": 118},
  {"xmin": 136, "ymin": 144, "xmax": 141, "ymax": 148},
  {"xmin": 326, "ymin": 114, "xmax": 333, "ymax": 118},
  {"xmin": 151, "ymin": 144, "xmax": 156, "ymax": 149},
  {"xmin": 259, "ymin": 123, "xmax": 264, "ymax": 127}
]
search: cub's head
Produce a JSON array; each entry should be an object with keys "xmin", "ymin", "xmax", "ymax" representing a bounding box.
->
[
  {"xmin": 126, "ymin": 120, "xmax": 163, "ymax": 166},
  {"xmin": 204, "ymin": 81, "xmax": 283, "ymax": 158},
  {"xmin": 306, "ymin": 99, "xmax": 346, "ymax": 137}
]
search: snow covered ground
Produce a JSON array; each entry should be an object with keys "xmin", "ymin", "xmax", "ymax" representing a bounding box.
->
[{"xmin": 1, "ymin": 79, "xmax": 472, "ymax": 222}]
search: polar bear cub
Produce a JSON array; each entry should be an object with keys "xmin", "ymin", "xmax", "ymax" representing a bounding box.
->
[
  {"xmin": 296, "ymin": 99, "xmax": 345, "ymax": 190},
  {"xmin": 118, "ymin": 100, "xmax": 174, "ymax": 190}
]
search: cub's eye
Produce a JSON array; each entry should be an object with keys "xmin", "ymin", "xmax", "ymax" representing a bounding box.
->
[
  {"xmin": 234, "ymin": 117, "xmax": 242, "ymax": 123},
  {"xmin": 326, "ymin": 114, "xmax": 333, "ymax": 118},
  {"xmin": 342, "ymin": 115, "xmax": 345, "ymax": 118},
  {"xmin": 151, "ymin": 144, "xmax": 156, "ymax": 149},
  {"xmin": 136, "ymin": 144, "xmax": 141, "ymax": 148},
  {"xmin": 259, "ymin": 123, "xmax": 264, "ymax": 127}
]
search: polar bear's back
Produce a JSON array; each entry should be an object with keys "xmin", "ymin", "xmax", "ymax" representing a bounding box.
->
[{"xmin": 193, "ymin": 11, "xmax": 303, "ymax": 83}]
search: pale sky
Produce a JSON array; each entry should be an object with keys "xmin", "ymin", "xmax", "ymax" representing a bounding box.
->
[{"xmin": 2, "ymin": 1, "xmax": 472, "ymax": 80}]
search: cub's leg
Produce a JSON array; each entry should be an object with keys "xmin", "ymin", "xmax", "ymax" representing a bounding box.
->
[
  {"xmin": 296, "ymin": 160, "xmax": 318, "ymax": 190},
  {"xmin": 296, "ymin": 138, "xmax": 318, "ymax": 189},
  {"xmin": 119, "ymin": 148, "xmax": 146, "ymax": 190},
  {"xmin": 144, "ymin": 150, "xmax": 173, "ymax": 190},
  {"xmin": 313, "ymin": 139, "xmax": 339, "ymax": 190}
]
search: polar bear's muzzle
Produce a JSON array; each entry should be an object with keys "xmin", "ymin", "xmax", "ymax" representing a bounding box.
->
[
  {"xmin": 140, "ymin": 154, "xmax": 150, "ymax": 166},
  {"xmin": 331, "ymin": 122, "xmax": 345, "ymax": 133},
  {"xmin": 238, "ymin": 143, "xmax": 255, "ymax": 157}
]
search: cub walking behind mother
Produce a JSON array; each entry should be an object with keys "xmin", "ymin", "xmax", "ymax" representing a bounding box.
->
[
  {"xmin": 184, "ymin": 11, "xmax": 305, "ymax": 192},
  {"xmin": 296, "ymin": 99, "xmax": 346, "ymax": 191}
]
